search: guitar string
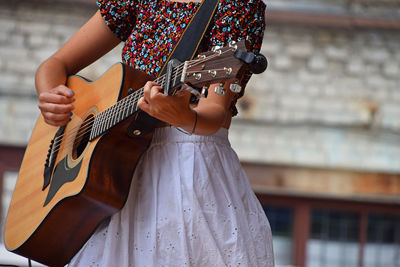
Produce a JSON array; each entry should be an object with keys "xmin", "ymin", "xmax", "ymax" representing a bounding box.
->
[
  {"xmin": 49, "ymin": 48, "xmax": 233, "ymax": 154},
  {"xmin": 52, "ymin": 67, "xmax": 174, "ymax": 147},
  {"xmin": 51, "ymin": 46, "xmax": 231, "ymax": 147},
  {"xmin": 49, "ymin": 64, "xmax": 186, "ymax": 155},
  {"xmin": 51, "ymin": 66, "xmax": 175, "ymax": 147},
  {"xmin": 49, "ymin": 48, "xmax": 234, "ymax": 156}
]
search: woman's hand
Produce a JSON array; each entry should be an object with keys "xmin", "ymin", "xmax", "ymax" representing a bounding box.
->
[
  {"xmin": 38, "ymin": 85, "xmax": 75, "ymax": 126},
  {"xmin": 138, "ymin": 80, "xmax": 236, "ymax": 136},
  {"xmin": 138, "ymin": 81, "xmax": 195, "ymax": 129},
  {"xmin": 35, "ymin": 10, "xmax": 121, "ymax": 126}
]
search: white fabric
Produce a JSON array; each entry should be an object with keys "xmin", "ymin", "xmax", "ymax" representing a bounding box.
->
[{"xmin": 69, "ymin": 127, "xmax": 274, "ymax": 267}]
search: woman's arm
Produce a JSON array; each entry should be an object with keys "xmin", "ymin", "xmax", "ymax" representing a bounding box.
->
[
  {"xmin": 138, "ymin": 80, "xmax": 237, "ymax": 136},
  {"xmin": 36, "ymin": 11, "xmax": 121, "ymax": 126},
  {"xmin": 137, "ymin": 0, "xmax": 266, "ymax": 135}
]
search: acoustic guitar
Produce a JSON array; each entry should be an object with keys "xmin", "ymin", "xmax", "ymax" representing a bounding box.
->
[{"xmin": 4, "ymin": 41, "xmax": 261, "ymax": 266}]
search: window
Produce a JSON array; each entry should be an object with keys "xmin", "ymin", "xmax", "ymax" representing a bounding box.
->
[
  {"xmin": 364, "ymin": 214, "xmax": 400, "ymax": 267},
  {"xmin": 264, "ymin": 205, "xmax": 294, "ymax": 266},
  {"xmin": 307, "ymin": 210, "xmax": 360, "ymax": 267}
]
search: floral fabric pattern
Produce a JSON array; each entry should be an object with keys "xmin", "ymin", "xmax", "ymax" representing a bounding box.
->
[{"xmin": 97, "ymin": 0, "xmax": 266, "ymax": 114}]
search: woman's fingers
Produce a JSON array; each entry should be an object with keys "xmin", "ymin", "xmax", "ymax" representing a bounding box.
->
[
  {"xmin": 140, "ymin": 81, "xmax": 164, "ymax": 115},
  {"xmin": 42, "ymin": 111, "xmax": 72, "ymax": 126},
  {"xmin": 137, "ymin": 97, "xmax": 149, "ymax": 113},
  {"xmin": 174, "ymin": 88, "xmax": 192, "ymax": 102},
  {"xmin": 143, "ymin": 81, "xmax": 162, "ymax": 103},
  {"xmin": 138, "ymin": 81, "xmax": 196, "ymax": 128},
  {"xmin": 38, "ymin": 85, "xmax": 75, "ymax": 126},
  {"xmin": 38, "ymin": 102, "xmax": 74, "ymax": 114},
  {"xmin": 53, "ymin": 84, "xmax": 75, "ymax": 98},
  {"xmin": 39, "ymin": 85, "xmax": 74, "ymax": 105}
]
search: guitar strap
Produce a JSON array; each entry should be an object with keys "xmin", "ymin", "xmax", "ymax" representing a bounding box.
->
[
  {"xmin": 158, "ymin": 0, "xmax": 221, "ymax": 76},
  {"xmin": 130, "ymin": 0, "xmax": 220, "ymax": 136}
]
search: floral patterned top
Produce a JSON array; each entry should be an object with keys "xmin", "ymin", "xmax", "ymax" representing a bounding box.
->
[{"xmin": 97, "ymin": 0, "xmax": 266, "ymax": 115}]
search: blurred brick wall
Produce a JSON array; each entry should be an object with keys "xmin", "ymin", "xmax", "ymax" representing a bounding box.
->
[
  {"xmin": 0, "ymin": 1, "xmax": 121, "ymax": 143},
  {"xmin": 230, "ymin": 23, "xmax": 400, "ymax": 173},
  {"xmin": 0, "ymin": 0, "xmax": 399, "ymax": 174}
]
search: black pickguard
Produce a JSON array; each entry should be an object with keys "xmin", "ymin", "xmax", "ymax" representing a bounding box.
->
[
  {"xmin": 43, "ymin": 157, "xmax": 83, "ymax": 207},
  {"xmin": 43, "ymin": 126, "xmax": 66, "ymax": 190}
]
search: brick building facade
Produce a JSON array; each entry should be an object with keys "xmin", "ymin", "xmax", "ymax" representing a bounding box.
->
[{"xmin": 0, "ymin": 0, "xmax": 399, "ymax": 266}]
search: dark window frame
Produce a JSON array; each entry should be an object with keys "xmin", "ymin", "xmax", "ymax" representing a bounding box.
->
[{"xmin": 257, "ymin": 194, "xmax": 400, "ymax": 267}]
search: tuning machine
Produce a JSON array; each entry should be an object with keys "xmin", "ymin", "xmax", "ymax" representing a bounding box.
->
[
  {"xmin": 228, "ymin": 40, "xmax": 238, "ymax": 50},
  {"xmin": 201, "ymin": 86, "xmax": 209, "ymax": 98},
  {"xmin": 214, "ymin": 83, "xmax": 226, "ymax": 95},
  {"xmin": 229, "ymin": 82, "xmax": 242, "ymax": 93},
  {"xmin": 212, "ymin": 45, "xmax": 223, "ymax": 52}
]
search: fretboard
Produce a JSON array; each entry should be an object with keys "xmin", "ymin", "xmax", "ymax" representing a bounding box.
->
[{"xmin": 89, "ymin": 63, "xmax": 185, "ymax": 141}]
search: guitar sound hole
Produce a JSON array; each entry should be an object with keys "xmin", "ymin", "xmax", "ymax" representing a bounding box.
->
[{"xmin": 72, "ymin": 114, "xmax": 94, "ymax": 160}]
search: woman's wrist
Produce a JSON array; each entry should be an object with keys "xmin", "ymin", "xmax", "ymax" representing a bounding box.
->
[
  {"xmin": 176, "ymin": 109, "xmax": 198, "ymax": 135},
  {"xmin": 190, "ymin": 110, "xmax": 198, "ymax": 135}
]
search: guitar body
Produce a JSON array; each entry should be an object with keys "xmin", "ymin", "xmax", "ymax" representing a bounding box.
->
[
  {"xmin": 4, "ymin": 41, "xmax": 256, "ymax": 267},
  {"xmin": 4, "ymin": 63, "xmax": 156, "ymax": 266}
]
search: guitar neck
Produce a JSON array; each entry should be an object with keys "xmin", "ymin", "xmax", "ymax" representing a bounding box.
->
[
  {"xmin": 88, "ymin": 40, "xmax": 252, "ymax": 141},
  {"xmin": 89, "ymin": 62, "xmax": 186, "ymax": 140}
]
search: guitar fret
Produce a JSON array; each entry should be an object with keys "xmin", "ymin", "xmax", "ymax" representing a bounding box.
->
[
  {"xmin": 108, "ymin": 107, "xmax": 113, "ymax": 128},
  {"xmin": 117, "ymin": 102, "xmax": 123, "ymax": 123},
  {"xmin": 173, "ymin": 67, "xmax": 178, "ymax": 87},
  {"xmin": 98, "ymin": 114, "xmax": 103, "ymax": 137},
  {"xmin": 104, "ymin": 109, "xmax": 111, "ymax": 130},
  {"xmin": 108, "ymin": 108, "xmax": 114, "ymax": 128},
  {"xmin": 111, "ymin": 110, "xmax": 116, "ymax": 127},
  {"xmin": 133, "ymin": 99, "xmax": 138, "ymax": 113},
  {"xmin": 122, "ymin": 98, "xmax": 129, "ymax": 119},
  {"xmin": 114, "ymin": 106, "xmax": 120, "ymax": 125},
  {"xmin": 90, "ymin": 114, "xmax": 100, "ymax": 140},
  {"xmin": 129, "ymin": 100, "xmax": 134, "ymax": 117},
  {"xmin": 90, "ymin": 116, "xmax": 96, "ymax": 140},
  {"xmin": 90, "ymin": 60, "xmax": 190, "ymax": 140}
]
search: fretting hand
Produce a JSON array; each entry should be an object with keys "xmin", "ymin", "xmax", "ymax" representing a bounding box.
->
[{"xmin": 138, "ymin": 81, "xmax": 196, "ymax": 130}]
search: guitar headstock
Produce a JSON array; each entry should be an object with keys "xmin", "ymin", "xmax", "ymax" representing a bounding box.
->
[{"xmin": 182, "ymin": 40, "xmax": 249, "ymax": 89}]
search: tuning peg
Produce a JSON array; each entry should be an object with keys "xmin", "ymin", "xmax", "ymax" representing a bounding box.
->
[
  {"xmin": 212, "ymin": 45, "xmax": 223, "ymax": 52},
  {"xmin": 228, "ymin": 41, "xmax": 238, "ymax": 50},
  {"xmin": 208, "ymin": 70, "xmax": 217, "ymax": 77},
  {"xmin": 193, "ymin": 73, "xmax": 202, "ymax": 80},
  {"xmin": 201, "ymin": 86, "xmax": 209, "ymax": 98},
  {"xmin": 249, "ymin": 54, "xmax": 268, "ymax": 74},
  {"xmin": 230, "ymin": 82, "xmax": 242, "ymax": 93},
  {"xmin": 214, "ymin": 83, "xmax": 226, "ymax": 95},
  {"xmin": 224, "ymin": 67, "xmax": 232, "ymax": 75}
]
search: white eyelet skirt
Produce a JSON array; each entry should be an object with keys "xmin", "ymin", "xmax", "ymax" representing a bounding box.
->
[{"xmin": 69, "ymin": 127, "xmax": 274, "ymax": 267}]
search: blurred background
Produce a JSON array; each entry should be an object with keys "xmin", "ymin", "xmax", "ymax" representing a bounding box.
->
[{"xmin": 1, "ymin": 0, "xmax": 400, "ymax": 266}]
